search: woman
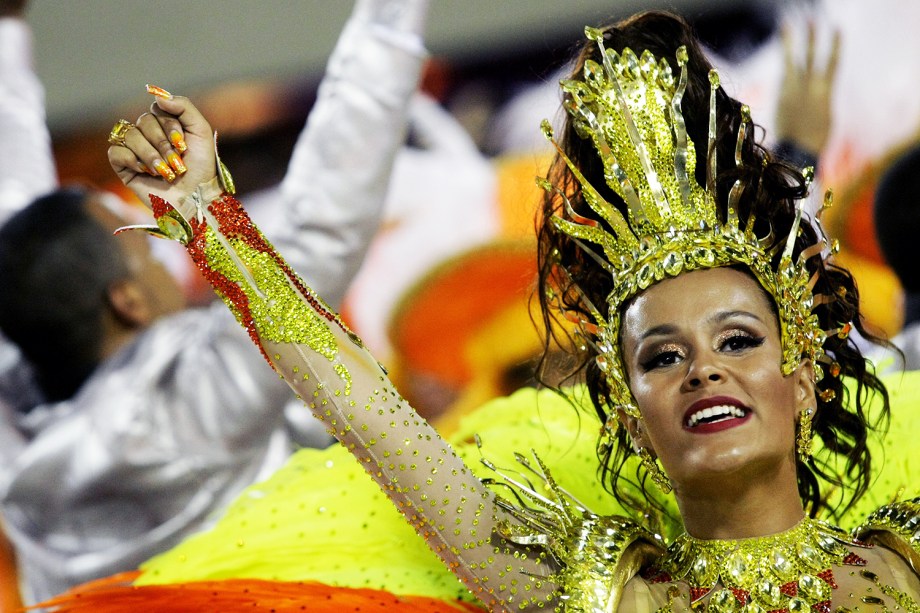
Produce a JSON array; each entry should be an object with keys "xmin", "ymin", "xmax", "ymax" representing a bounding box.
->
[
  {"xmin": 533, "ymin": 12, "xmax": 895, "ymax": 532},
  {"xmin": 78, "ymin": 9, "xmax": 918, "ymax": 613}
]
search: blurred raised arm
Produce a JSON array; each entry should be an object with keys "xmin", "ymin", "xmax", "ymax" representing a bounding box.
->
[
  {"xmin": 0, "ymin": 0, "xmax": 56, "ymax": 225},
  {"xmin": 774, "ymin": 22, "xmax": 841, "ymax": 169},
  {"xmin": 272, "ymin": 0, "xmax": 432, "ymax": 308}
]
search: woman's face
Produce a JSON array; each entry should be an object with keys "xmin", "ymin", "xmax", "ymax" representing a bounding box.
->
[{"xmin": 620, "ymin": 267, "xmax": 814, "ymax": 492}]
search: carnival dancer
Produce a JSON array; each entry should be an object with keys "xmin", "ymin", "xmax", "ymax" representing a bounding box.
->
[{"xmin": 60, "ymin": 9, "xmax": 920, "ymax": 613}]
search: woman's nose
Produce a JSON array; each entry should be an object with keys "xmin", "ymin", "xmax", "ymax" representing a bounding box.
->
[{"xmin": 682, "ymin": 357, "xmax": 724, "ymax": 390}]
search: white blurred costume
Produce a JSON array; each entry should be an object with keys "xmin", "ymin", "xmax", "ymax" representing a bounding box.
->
[{"xmin": 0, "ymin": 15, "xmax": 57, "ymax": 479}]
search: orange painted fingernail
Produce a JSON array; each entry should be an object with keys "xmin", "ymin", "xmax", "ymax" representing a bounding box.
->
[
  {"xmin": 170, "ymin": 130, "xmax": 187, "ymax": 153},
  {"xmin": 153, "ymin": 159, "xmax": 176, "ymax": 181},
  {"xmin": 138, "ymin": 162, "xmax": 151, "ymax": 174},
  {"xmin": 146, "ymin": 84, "xmax": 173, "ymax": 99},
  {"xmin": 167, "ymin": 151, "xmax": 187, "ymax": 175}
]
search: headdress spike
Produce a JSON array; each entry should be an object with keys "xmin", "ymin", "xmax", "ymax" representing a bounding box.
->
[
  {"xmin": 560, "ymin": 84, "xmax": 647, "ymax": 223},
  {"xmin": 671, "ymin": 46, "xmax": 692, "ymax": 209},
  {"xmin": 802, "ymin": 165, "xmax": 815, "ymax": 188},
  {"xmin": 602, "ymin": 49, "xmax": 672, "ymax": 215},
  {"xmin": 540, "ymin": 120, "xmax": 639, "ymax": 252},
  {"xmin": 706, "ymin": 69, "xmax": 720, "ymax": 201},
  {"xmin": 782, "ymin": 198, "xmax": 806, "ymax": 262},
  {"xmin": 726, "ymin": 104, "xmax": 751, "ymax": 225}
]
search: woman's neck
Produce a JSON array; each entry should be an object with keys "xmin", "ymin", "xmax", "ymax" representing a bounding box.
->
[{"xmin": 673, "ymin": 462, "xmax": 805, "ymax": 540}]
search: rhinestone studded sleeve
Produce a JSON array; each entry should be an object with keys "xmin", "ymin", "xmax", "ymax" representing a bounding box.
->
[{"xmin": 156, "ymin": 192, "xmax": 560, "ymax": 611}]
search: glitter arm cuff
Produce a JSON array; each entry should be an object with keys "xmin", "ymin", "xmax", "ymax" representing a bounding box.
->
[{"xmin": 155, "ymin": 191, "xmax": 561, "ymax": 611}]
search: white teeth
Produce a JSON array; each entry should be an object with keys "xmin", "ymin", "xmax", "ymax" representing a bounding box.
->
[{"xmin": 687, "ymin": 404, "xmax": 746, "ymax": 427}]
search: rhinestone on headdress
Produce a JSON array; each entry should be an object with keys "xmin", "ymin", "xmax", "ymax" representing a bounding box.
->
[{"xmin": 541, "ymin": 27, "xmax": 838, "ymax": 417}]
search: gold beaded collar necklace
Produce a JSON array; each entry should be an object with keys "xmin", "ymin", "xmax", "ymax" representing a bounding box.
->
[{"xmin": 642, "ymin": 518, "xmax": 871, "ymax": 613}]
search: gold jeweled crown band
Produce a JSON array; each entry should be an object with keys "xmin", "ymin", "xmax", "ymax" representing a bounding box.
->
[{"xmin": 541, "ymin": 27, "xmax": 843, "ymax": 418}]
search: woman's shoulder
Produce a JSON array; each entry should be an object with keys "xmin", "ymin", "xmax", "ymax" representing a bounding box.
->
[
  {"xmin": 551, "ymin": 514, "xmax": 666, "ymax": 613},
  {"xmin": 619, "ymin": 574, "xmax": 670, "ymax": 613},
  {"xmin": 853, "ymin": 497, "xmax": 920, "ymax": 574}
]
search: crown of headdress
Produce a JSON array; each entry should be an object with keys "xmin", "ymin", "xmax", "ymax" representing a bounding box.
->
[{"xmin": 541, "ymin": 27, "xmax": 843, "ymax": 418}]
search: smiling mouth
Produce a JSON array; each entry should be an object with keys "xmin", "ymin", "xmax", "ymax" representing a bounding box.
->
[{"xmin": 685, "ymin": 404, "xmax": 750, "ymax": 429}]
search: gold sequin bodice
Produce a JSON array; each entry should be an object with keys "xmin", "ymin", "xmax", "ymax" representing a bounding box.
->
[
  {"xmin": 633, "ymin": 518, "xmax": 920, "ymax": 613},
  {"xmin": 623, "ymin": 544, "xmax": 919, "ymax": 613}
]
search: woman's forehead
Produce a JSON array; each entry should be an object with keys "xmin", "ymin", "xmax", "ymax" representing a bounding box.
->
[{"xmin": 622, "ymin": 268, "xmax": 775, "ymax": 335}]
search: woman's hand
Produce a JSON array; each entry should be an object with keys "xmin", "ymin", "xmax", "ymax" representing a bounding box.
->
[
  {"xmin": 775, "ymin": 23, "xmax": 841, "ymax": 156},
  {"xmin": 107, "ymin": 86, "xmax": 218, "ymax": 208}
]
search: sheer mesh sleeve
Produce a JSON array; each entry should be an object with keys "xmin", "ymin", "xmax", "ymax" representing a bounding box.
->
[{"xmin": 154, "ymin": 191, "xmax": 560, "ymax": 611}]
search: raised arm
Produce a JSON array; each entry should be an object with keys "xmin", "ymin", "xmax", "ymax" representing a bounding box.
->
[
  {"xmin": 107, "ymin": 93, "xmax": 561, "ymax": 611},
  {"xmin": 257, "ymin": 0, "xmax": 431, "ymax": 308},
  {"xmin": 0, "ymin": 0, "xmax": 56, "ymax": 453},
  {"xmin": 0, "ymin": 6, "xmax": 54, "ymax": 604},
  {"xmin": 0, "ymin": 1, "xmax": 56, "ymax": 224},
  {"xmin": 773, "ymin": 23, "xmax": 840, "ymax": 171},
  {"xmin": 102, "ymin": 0, "xmax": 434, "ymax": 447}
]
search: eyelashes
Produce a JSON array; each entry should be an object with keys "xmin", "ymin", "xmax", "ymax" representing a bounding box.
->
[
  {"xmin": 715, "ymin": 329, "xmax": 765, "ymax": 352},
  {"xmin": 639, "ymin": 329, "xmax": 765, "ymax": 371},
  {"xmin": 640, "ymin": 343, "xmax": 684, "ymax": 371}
]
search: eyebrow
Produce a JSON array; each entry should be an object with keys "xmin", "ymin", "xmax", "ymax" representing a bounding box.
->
[
  {"xmin": 639, "ymin": 323, "xmax": 678, "ymax": 341},
  {"xmin": 638, "ymin": 310, "xmax": 763, "ymax": 341}
]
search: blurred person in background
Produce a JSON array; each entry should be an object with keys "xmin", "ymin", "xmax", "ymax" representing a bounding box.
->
[
  {"xmin": 0, "ymin": 0, "xmax": 56, "ymax": 608},
  {"xmin": 0, "ymin": 0, "xmax": 431, "ymax": 603},
  {"xmin": 870, "ymin": 142, "xmax": 920, "ymax": 372}
]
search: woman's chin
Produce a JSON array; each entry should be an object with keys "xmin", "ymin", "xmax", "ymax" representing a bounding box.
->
[{"xmin": 670, "ymin": 445, "xmax": 784, "ymax": 488}]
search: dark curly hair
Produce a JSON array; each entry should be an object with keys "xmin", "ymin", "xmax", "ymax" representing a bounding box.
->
[
  {"xmin": 0, "ymin": 187, "xmax": 131, "ymax": 402},
  {"xmin": 535, "ymin": 10, "xmax": 890, "ymax": 524}
]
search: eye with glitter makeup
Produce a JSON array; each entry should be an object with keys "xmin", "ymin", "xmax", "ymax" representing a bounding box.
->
[
  {"xmin": 715, "ymin": 328, "xmax": 765, "ymax": 353},
  {"xmin": 640, "ymin": 343, "xmax": 685, "ymax": 371}
]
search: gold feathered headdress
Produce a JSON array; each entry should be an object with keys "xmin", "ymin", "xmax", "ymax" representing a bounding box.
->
[{"xmin": 541, "ymin": 27, "xmax": 844, "ymax": 417}]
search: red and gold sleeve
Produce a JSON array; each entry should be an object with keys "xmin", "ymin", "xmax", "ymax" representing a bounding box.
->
[{"xmin": 150, "ymin": 189, "xmax": 560, "ymax": 611}]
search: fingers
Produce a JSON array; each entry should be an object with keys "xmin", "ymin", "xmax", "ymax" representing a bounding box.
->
[
  {"xmin": 107, "ymin": 86, "xmax": 221, "ymax": 210},
  {"xmin": 107, "ymin": 141, "xmax": 147, "ymax": 184},
  {"xmin": 147, "ymin": 85, "xmax": 213, "ymax": 144},
  {"xmin": 804, "ymin": 21, "xmax": 816, "ymax": 74},
  {"xmin": 149, "ymin": 106, "xmax": 187, "ymax": 154},
  {"xmin": 124, "ymin": 113, "xmax": 185, "ymax": 181},
  {"xmin": 781, "ymin": 22, "xmax": 841, "ymax": 80},
  {"xmin": 113, "ymin": 88, "xmax": 197, "ymax": 183},
  {"xmin": 107, "ymin": 138, "xmax": 160, "ymax": 209},
  {"xmin": 147, "ymin": 85, "xmax": 186, "ymax": 154},
  {"xmin": 826, "ymin": 29, "xmax": 842, "ymax": 84},
  {"xmin": 106, "ymin": 108, "xmax": 186, "ymax": 192}
]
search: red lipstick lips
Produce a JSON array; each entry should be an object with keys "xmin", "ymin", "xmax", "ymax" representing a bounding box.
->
[{"xmin": 683, "ymin": 395, "xmax": 751, "ymax": 433}]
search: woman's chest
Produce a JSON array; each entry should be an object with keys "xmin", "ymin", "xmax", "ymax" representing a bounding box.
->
[{"xmin": 623, "ymin": 547, "xmax": 919, "ymax": 613}]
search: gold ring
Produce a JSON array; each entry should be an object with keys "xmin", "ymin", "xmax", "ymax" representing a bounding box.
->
[{"xmin": 108, "ymin": 119, "xmax": 135, "ymax": 146}]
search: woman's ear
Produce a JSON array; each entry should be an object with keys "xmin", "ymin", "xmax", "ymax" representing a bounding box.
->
[
  {"xmin": 795, "ymin": 360, "xmax": 817, "ymax": 413},
  {"xmin": 619, "ymin": 408, "xmax": 646, "ymax": 453},
  {"xmin": 106, "ymin": 279, "xmax": 153, "ymax": 328}
]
